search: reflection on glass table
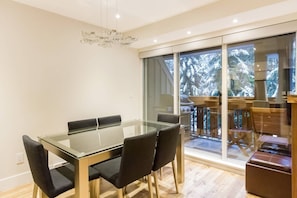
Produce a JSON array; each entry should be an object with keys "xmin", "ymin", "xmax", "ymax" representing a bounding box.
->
[{"xmin": 39, "ymin": 120, "xmax": 184, "ymax": 198}]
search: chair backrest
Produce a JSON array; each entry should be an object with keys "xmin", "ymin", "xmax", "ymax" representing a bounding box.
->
[
  {"xmin": 22, "ymin": 135, "xmax": 55, "ymax": 196},
  {"xmin": 116, "ymin": 132, "xmax": 157, "ymax": 188},
  {"xmin": 98, "ymin": 115, "xmax": 121, "ymax": 126},
  {"xmin": 250, "ymin": 107, "xmax": 287, "ymax": 136},
  {"xmin": 67, "ymin": 118, "xmax": 97, "ymax": 134},
  {"xmin": 157, "ymin": 113, "xmax": 180, "ymax": 124},
  {"xmin": 152, "ymin": 124, "xmax": 180, "ymax": 171}
]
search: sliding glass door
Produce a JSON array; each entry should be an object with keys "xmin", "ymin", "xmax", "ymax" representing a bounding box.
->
[
  {"xmin": 142, "ymin": 30, "xmax": 296, "ymax": 165},
  {"xmin": 143, "ymin": 55, "xmax": 174, "ymax": 121},
  {"xmin": 226, "ymin": 33, "xmax": 296, "ymax": 161},
  {"xmin": 180, "ymin": 48, "xmax": 223, "ymax": 156}
]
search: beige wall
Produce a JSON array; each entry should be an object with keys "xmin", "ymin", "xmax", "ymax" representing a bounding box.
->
[{"xmin": 0, "ymin": 0, "xmax": 140, "ymax": 190}]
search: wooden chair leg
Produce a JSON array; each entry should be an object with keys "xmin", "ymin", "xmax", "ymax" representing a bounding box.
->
[
  {"xmin": 147, "ymin": 175, "xmax": 153, "ymax": 198},
  {"xmin": 98, "ymin": 178, "xmax": 101, "ymax": 197},
  {"xmin": 33, "ymin": 183, "xmax": 38, "ymax": 198},
  {"xmin": 153, "ymin": 171, "xmax": 160, "ymax": 198},
  {"xmin": 117, "ymin": 188, "xmax": 124, "ymax": 198},
  {"xmin": 171, "ymin": 160, "xmax": 179, "ymax": 194},
  {"xmin": 89, "ymin": 179, "xmax": 99, "ymax": 198},
  {"xmin": 41, "ymin": 191, "xmax": 48, "ymax": 198},
  {"xmin": 37, "ymin": 187, "xmax": 48, "ymax": 198},
  {"xmin": 159, "ymin": 168, "xmax": 163, "ymax": 180}
]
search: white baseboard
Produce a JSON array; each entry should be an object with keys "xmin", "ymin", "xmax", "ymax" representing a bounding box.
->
[
  {"xmin": 0, "ymin": 161, "xmax": 66, "ymax": 192},
  {"xmin": 0, "ymin": 171, "xmax": 32, "ymax": 192}
]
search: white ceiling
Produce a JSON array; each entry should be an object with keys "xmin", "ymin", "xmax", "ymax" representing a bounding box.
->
[{"xmin": 12, "ymin": 0, "xmax": 297, "ymax": 49}]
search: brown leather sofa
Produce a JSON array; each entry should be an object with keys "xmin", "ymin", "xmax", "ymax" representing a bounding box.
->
[{"xmin": 246, "ymin": 151, "xmax": 292, "ymax": 198}]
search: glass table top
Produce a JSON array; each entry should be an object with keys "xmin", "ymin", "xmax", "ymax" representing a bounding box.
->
[{"xmin": 39, "ymin": 120, "xmax": 172, "ymax": 158}]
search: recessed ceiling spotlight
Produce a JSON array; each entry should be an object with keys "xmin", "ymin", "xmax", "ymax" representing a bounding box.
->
[
  {"xmin": 153, "ymin": 39, "xmax": 158, "ymax": 43},
  {"xmin": 115, "ymin": 13, "xmax": 121, "ymax": 19},
  {"xmin": 187, "ymin": 31, "xmax": 192, "ymax": 35},
  {"xmin": 232, "ymin": 18, "xmax": 238, "ymax": 23}
]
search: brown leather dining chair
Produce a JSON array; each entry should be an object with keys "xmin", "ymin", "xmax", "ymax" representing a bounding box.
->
[
  {"xmin": 22, "ymin": 135, "xmax": 100, "ymax": 198},
  {"xmin": 156, "ymin": 113, "xmax": 180, "ymax": 179},
  {"xmin": 92, "ymin": 132, "xmax": 157, "ymax": 198},
  {"xmin": 152, "ymin": 124, "xmax": 180, "ymax": 198},
  {"xmin": 157, "ymin": 113, "xmax": 180, "ymax": 124},
  {"xmin": 67, "ymin": 118, "xmax": 97, "ymax": 134},
  {"xmin": 98, "ymin": 115, "xmax": 122, "ymax": 126}
]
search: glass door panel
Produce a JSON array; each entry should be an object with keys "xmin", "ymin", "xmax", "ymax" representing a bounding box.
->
[
  {"xmin": 180, "ymin": 48, "xmax": 222, "ymax": 157},
  {"xmin": 143, "ymin": 55, "xmax": 174, "ymax": 121},
  {"xmin": 227, "ymin": 33, "xmax": 295, "ymax": 161}
]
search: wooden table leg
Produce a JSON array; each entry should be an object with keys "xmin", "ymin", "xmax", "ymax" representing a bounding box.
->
[
  {"xmin": 176, "ymin": 127, "xmax": 185, "ymax": 183},
  {"xmin": 75, "ymin": 159, "xmax": 89, "ymax": 198}
]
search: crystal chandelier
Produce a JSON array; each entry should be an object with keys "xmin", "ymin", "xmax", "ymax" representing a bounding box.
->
[
  {"xmin": 81, "ymin": 0, "xmax": 137, "ymax": 48},
  {"xmin": 81, "ymin": 29, "xmax": 137, "ymax": 47}
]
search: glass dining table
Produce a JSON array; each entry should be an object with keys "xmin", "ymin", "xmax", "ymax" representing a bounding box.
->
[{"xmin": 39, "ymin": 120, "xmax": 184, "ymax": 198}]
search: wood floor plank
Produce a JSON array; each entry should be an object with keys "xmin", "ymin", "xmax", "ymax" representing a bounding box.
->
[{"xmin": 0, "ymin": 159, "xmax": 259, "ymax": 198}]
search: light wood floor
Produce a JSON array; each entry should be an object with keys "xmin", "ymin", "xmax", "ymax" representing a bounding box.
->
[{"xmin": 0, "ymin": 159, "xmax": 259, "ymax": 198}]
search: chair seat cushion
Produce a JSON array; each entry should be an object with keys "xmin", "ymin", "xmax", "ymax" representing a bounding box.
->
[
  {"xmin": 50, "ymin": 168, "xmax": 74, "ymax": 197},
  {"xmin": 57, "ymin": 163, "xmax": 100, "ymax": 181},
  {"xmin": 249, "ymin": 151, "xmax": 291, "ymax": 172},
  {"xmin": 92, "ymin": 157, "xmax": 121, "ymax": 185}
]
